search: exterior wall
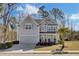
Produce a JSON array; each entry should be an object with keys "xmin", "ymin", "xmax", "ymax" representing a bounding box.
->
[
  {"xmin": 18, "ymin": 25, "xmax": 39, "ymax": 43},
  {"xmin": 39, "ymin": 33, "xmax": 59, "ymax": 43},
  {"xmin": 19, "ymin": 24, "xmax": 39, "ymax": 37},
  {"xmin": 40, "ymin": 33, "xmax": 56, "ymax": 42},
  {"xmin": 40, "ymin": 25, "xmax": 57, "ymax": 32},
  {"xmin": 17, "ymin": 16, "xmax": 59, "ymax": 45},
  {"xmin": 39, "ymin": 22, "xmax": 58, "ymax": 43},
  {"xmin": 17, "ymin": 18, "xmax": 39, "ymax": 44}
]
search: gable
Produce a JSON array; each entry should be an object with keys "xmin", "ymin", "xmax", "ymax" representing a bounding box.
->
[
  {"xmin": 43, "ymin": 17, "xmax": 57, "ymax": 25},
  {"xmin": 19, "ymin": 15, "xmax": 38, "ymax": 26}
]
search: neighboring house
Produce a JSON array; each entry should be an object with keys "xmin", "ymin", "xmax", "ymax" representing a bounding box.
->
[{"xmin": 17, "ymin": 15, "xmax": 59, "ymax": 46}]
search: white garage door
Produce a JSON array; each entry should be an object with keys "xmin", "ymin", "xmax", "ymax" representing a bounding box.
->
[{"xmin": 19, "ymin": 36, "xmax": 39, "ymax": 44}]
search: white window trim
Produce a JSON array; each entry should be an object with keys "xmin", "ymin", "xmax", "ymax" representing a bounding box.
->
[{"xmin": 24, "ymin": 23, "xmax": 32, "ymax": 30}]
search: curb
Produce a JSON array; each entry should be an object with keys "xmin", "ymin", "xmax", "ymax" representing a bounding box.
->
[{"xmin": 0, "ymin": 51, "xmax": 79, "ymax": 54}]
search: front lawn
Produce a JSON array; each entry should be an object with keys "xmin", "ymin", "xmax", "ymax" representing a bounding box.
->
[
  {"xmin": 64, "ymin": 41, "xmax": 79, "ymax": 51},
  {"xmin": 34, "ymin": 41, "xmax": 79, "ymax": 51}
]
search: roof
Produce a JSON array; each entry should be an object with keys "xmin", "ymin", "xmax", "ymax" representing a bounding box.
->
[
  {"xmin": 35, "ymin": 17, "xmax": 57, "ymax": 25},
  {"xmin": 35, "ymin": 19, "xmax": 42, "ymax": 24},
  {"xmin": 19, "ymin": 15, "xmax": 38, "ymax": 25},
  {"xmin": 19, "ymin": 15, "xmax": 57, "ymax": 25}
]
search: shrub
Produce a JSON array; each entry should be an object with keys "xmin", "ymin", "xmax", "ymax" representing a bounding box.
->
[
  {"xmin": 58, "ymin": 40, "xmax": 62, "ymax": 44},
  {"xmin": 65, "ymin": 39, "xmax": 69, "ymax": 41},
  {"xmin": 0, "ymin": 43, "xmax": 6, "ymax": 49},
  {"xmin": 5, "ymin": 42, "xmax": 13, "ymax": 48},
  {"xmin": 39, "ymin": 39, "xmax": 42, "ymax": 43},
  {"xmin": 0, "ymin": 42, "xmax": 13, "ymax": 49},
  {"xmin": 13, "ymin": 41, "xmax": 19, "ymax": 44},
  {"xmin": 54, "ymin": 38, "xmax": 56, "ymax": 44}
]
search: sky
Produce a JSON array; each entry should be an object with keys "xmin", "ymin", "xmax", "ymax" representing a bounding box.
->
[{"xmin": 1, "ymin": 3, "xmax": 79, "ymax": 31}]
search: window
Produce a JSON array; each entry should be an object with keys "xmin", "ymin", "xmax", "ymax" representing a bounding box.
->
[
  {"xmin": 48, "ymin": 35, "xmax": 52, "ymax": 39},
  {"xmin": 47, "ymin": 26, "xmax": 52, "ymax": 32},
  {"xmin": 53, "ymin": 26, "xmax": 56, "ymax": 32},
  {"xmin": 40, "ymin": 25, "xmax": 46, "ymax": 32},
  {"xmin": 51, "ymin": 26, "xmax": 56, "ymax": 32},
  {"xmin": 43, "ymin": 24, "xmax": 47, "ymax": 32},
  {"xmin": 25, "ymin": 23, "xmax": 32, "ymax": 30}
]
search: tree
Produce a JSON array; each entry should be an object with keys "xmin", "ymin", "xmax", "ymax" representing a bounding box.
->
[
  {"xmin": 38, "ymin": 5, "xmax": 49, "ymax": 44},
  {"xmin": 58, "ymin": 27, "xmax": 70, "ymax": 50},
  {"xmin": 10, "ymin": 16, "xmax": 17, "ymax": 29},
  {"xmin": 0, "ymin": 4, "xmax": 3, "ymax": 15},
  {"xmin": 0, "ymin": 4, "xmax": 17, "ymax": 43},
  {"xmin": 50, "ymin": 8, "xmax": 65, "ymax": 27},
  {"xmin": 38, "ymin": 5, "xmax": 49, "ymax": 18}
]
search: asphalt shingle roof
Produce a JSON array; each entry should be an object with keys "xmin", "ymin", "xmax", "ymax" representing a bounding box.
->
[{"xmin": 35, "ymin": 17, "xmax": 57, "ymax": 25}]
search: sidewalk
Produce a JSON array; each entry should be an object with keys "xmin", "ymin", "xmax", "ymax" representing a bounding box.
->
[
  {"xmin": 0, "ymin": 50, "xmax": 51, "ymax": 54},
  {"xmin": 0, "ymin": 49, "xmax": 79, "ymax": 54}
]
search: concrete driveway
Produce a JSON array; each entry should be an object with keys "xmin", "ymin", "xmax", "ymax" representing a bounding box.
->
[
  {"xmin": 5, "ymin": 36, "xmax": 38, "ymax": 52},
  {"xmin": 5, "ymin": 43, "xmax": 36, "ymax": 52}
]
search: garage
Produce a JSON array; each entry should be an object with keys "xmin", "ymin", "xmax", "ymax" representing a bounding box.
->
[
  {"xmin": 19, "ymin": 36, "xmax": 39, "ymax": 44},
  {"xmin": 16, "ymin": 15, "xmax": 39, "ymax": 48}
]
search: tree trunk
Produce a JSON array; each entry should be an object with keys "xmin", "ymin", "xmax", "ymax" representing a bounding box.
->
[
  {"xmin": 3, "ymin": 16, "xmax": 7, "ymax": 43},
  {"xmin": 60, "ymin": 34, "xmax": 64, "ymax": 51}
]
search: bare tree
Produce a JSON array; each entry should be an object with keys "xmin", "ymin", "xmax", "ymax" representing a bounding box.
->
[
  {"xmin": 50, "ymin": 8, "xmax": 65, "ymax": 27},
  {"xmin": 0, "ymin": 3, "xmax": 17, "ymax": 44}
]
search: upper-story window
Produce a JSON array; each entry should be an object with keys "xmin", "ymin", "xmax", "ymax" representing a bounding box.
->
[
  {"xmin": 47, "ymin": 26, "xmax": 57, "ymax": 32},
  {"xmin": 53, "ymin": 26, "xmax": 56, "ymax": 31},
  {"xmin": 40, "ymin": 24, "xmax": 57, "ymax": 32},
  {"xmin": 47, "ymin": 26, "xmax": 52, "ymax": 32},
  {"xmin": 25, "ymin": 23, "xmax": 32, "ymax": 30},
  {"xmin": 40, "ymin": 24, "xmax": 46, "ymax": 31}
]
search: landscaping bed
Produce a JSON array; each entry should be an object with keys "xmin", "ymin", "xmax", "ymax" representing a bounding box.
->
[
  {"xmin": 0, "ymin": 42, "xmax": 13, "ymax": 49},
  {"xmin": 36, "ymin": 42, "xmax": 56, "ymax": 46},
  {"xmin": 0, "ymin": 29, "xmax": 19, "ymax": 49},
  {"xmin": 0, "ymin": 41, "xmax": 19, "ymax": 49}
]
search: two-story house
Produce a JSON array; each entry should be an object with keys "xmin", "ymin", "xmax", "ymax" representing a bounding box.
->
[
  {"xmin": 17, "ymin": 15, "xmax": 59, "ymax": 47},
  {"xmin": 35, "ymin": 17, "xmax": 58, "ymax": 44}
]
